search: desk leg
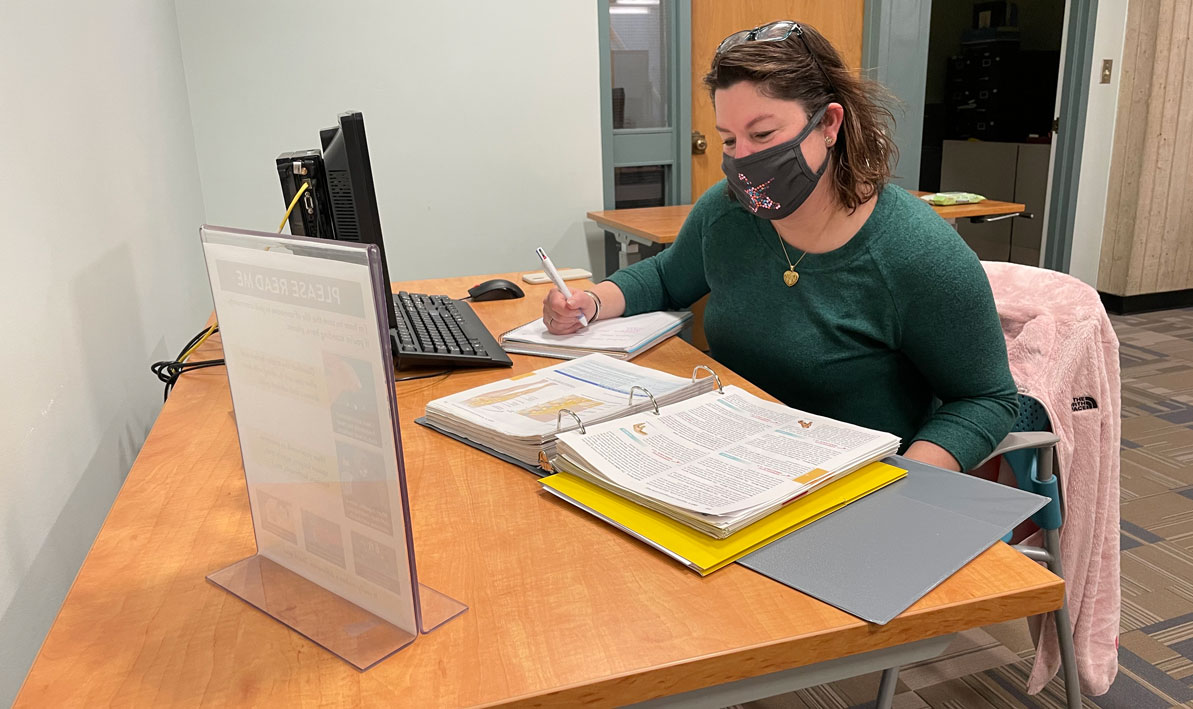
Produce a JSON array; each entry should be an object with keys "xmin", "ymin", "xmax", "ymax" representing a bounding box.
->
[
  {"xmin": 625, "ymin": 633, "xmax": 954, "ymax": 709},
  {"xmin": 613, "ymin": 232, "xmax": 641, "ymax": 269},
  {"xmin": 876, "ymin": 666, "xmax": 900, "ymax": 709}
]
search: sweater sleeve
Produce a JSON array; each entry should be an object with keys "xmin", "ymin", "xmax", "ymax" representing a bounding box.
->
[
  {"xmin": 604, "ymin": 188, "xmax": 720, "ymax": 315},
  {"xmin": 880, "ymin": 232, "xmax": 1020, "ymax": 471}
]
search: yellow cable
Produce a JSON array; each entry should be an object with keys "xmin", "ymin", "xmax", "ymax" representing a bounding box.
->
[
  {"xmin": 277, "ymin": 181, "xmax": 311, "ymax": 233},
  {"xmin": 178, "ymin": 182, "xmax": 310, "ymax": 365},
  {"xmin": 179, "ymin": 323, "xmax": 218, "ymax": 362}
]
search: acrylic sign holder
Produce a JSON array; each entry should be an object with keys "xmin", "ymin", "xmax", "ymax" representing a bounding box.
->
[{"xmin": 200, "ymin": 225, "xmax": 465, "ymax": 670}]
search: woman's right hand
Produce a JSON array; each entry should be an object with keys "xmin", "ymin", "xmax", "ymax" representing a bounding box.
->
[{"xmin": 542, "ymin": 288, "xmax": 594, "ymax": 335}]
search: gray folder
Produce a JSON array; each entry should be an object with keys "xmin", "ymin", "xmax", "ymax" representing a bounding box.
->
[{"xmin": 738, "ymin": 455, "xmax": 1049, "ymax": 624}]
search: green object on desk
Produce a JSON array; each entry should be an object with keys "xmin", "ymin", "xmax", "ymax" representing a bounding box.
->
[{"xmin": 921, "ymin": 191, "xmax": 986, "ymax": 206}]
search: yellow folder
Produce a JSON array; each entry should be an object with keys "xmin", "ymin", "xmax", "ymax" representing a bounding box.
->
[{"xmin": 540, "ymin": 461, "xmax": 907, "ymax": 575}]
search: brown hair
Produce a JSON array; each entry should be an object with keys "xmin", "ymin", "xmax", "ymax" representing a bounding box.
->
[{"xmin": 704, "ymin": 22, "xmax": 898, "ymax": 211}]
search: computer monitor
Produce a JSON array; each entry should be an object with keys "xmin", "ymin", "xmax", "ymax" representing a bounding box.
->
[
  {"xmin": 318, "ymin": 111, "xmax": 401, "ymax": 335},
  {"xmin": 273, "ymin": 111, "xmax": 513, "ymax": 371}
]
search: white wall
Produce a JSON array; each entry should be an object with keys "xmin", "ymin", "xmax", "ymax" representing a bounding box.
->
[
  {"xmin": 1, "ymin": 4, "xmax": 603, "ymax": 700},
  {"xmin": 1068, "ymin": 0, "xmax": 1128, "ymax": 286},
  {"xmin": 0, "ymin": 2, "xmax": 210, "ymax": 705},
  {"xmin": 174, "ymin": 0, "xmax": 605, "ymax": 282}
]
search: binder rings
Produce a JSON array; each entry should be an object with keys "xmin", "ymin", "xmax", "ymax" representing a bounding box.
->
[{"xmin": 418, "ymin": 357, "xmax": 724, "ymax": 474}]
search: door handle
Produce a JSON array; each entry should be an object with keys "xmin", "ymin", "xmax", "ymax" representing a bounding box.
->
[{"xmin": 692, "ymin": 130, "xmax": 708, "ymax": 155}]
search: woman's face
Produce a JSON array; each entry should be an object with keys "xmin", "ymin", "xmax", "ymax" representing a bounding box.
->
[{"xmin": 713, "ymin": 81, "xmax": 838, "ymax": 167}]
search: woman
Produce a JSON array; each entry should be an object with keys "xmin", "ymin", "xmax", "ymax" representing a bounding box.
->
[{"xmin": 543, "ymin": 21, "xmax": 1018, "ymax": 472}]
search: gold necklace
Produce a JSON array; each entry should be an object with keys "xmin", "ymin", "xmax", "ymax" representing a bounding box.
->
[{"xmin": 777, "ymin": 235, "xmax": 808, "ymax": 286}]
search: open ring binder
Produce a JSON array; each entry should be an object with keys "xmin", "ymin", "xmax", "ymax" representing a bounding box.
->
[
  {"xmin": 556, "ymin": 408, "xmax": 586, "ymax": 435},
  {"xmin": 691, "ymin": 365, "xmax": 724, "ymax": 394},
  {"xmin": 419, "ymin": 356, "xmax": 729, "ymax": 477},
  {"xmin": 628, "ymin": 385, "xmax": 660, "ymax": 415}
]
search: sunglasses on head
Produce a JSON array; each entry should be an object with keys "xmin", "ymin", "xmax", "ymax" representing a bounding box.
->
[{"xmin": 716, "ymin": 20, "xmax": 832, "ymax": 87}]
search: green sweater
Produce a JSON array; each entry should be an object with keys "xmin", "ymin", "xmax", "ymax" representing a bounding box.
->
[{"xmin": 607, "ymin": 182, "xmax": 1018, "ymax": 471}]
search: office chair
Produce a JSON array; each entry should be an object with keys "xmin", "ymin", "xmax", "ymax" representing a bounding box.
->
[{"xmin": 873, "ymin": 394, "xmax": 1081, "ymax": 709}]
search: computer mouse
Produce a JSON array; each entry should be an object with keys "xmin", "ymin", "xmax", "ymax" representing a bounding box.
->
[{"xmin": 468, "ymin": 278, "xmax": 525, "ymax": 302}]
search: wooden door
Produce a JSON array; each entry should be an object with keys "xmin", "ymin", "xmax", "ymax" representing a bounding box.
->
[
  {"xmin": 684, "ymin": 2, "xmax": 864, "ymax": 351},
  {"xmin": 690, "ymin": 2, "xmax": 866, "ymax": 199}
]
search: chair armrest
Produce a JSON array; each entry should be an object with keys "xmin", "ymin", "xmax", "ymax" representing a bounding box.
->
[{"xmin": 976, "ymin": 431, "xmax": 1060, "ymax": 469}]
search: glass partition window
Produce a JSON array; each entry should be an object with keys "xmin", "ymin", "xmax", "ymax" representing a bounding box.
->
[{"xmin": 610, "ymin": 0, "xmax": 670, "ymax": 129}]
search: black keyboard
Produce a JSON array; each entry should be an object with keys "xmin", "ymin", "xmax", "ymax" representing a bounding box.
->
[{"xmin": 391, "ymin": 292, "xmax": 512, "ymax": 370}]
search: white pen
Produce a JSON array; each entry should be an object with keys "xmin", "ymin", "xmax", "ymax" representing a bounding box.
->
[{"xmin": 535, "ymin": 247, "xmax": 588, "ymax": 327}]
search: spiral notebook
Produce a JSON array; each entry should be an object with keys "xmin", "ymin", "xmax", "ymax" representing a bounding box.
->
[{"xmin": 498, "ymin": 310, "xmax": 692, "ymax": 361}]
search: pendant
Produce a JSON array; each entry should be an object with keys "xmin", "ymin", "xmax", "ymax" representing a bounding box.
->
[{"xmin": 783, "ymin": 268, "xmax": 799, "ymax": 287}]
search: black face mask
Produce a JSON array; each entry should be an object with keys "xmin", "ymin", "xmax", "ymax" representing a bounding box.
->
[{"xmin": 720, "ymin": 104, "xmax": 829, "ymax": 220}]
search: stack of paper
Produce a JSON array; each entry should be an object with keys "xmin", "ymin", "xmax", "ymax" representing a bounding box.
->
[
  {"xmin": 499, "ymin": 311, "xmax": 692, "ymax": 361},
  {"xmin": 421, "ymin": 353, "xmax": 905, "ymax": 576},
  {"xmin": 542, "ymin": 461, "xmax": 906, "ymax": 575},
  {"xmin": 551, "ymin": 386, "xmax": 902, "ymax": 538},
  {"xmin": 423, "ymin": 354, "xmax": 717, "ymax": 469}
]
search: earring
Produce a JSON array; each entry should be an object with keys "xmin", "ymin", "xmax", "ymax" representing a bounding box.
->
[{"xmin": 825, "ymin": 136, "xmax": 834, "ymax": 147}]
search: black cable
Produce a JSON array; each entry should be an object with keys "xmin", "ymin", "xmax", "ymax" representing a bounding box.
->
[
  {"xmin": 154, "ymin": 325, "xmax": 453, "ymax": 400},
  {"xmin": 151, "ymin": 358, "xmax": 226, "ymax": 401},
  {"xmin": 150, "ymin": 325, "xmax": 225, "ymax": 401},
  {"xmin": 394, "ymin": 368, "xmax": 454, "ymax": 382}
]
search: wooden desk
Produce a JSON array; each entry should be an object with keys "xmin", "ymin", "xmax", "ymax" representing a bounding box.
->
[
  {"xmin": 909, "ymin": 191, "xmax": 1027, "ymax": 223},
  {"xmin": 16, "ymin": 273, "xmax": 1062, "ymax": 707},
  {"xmin": 588, "ymin": 205, "xmax": 692, "ymax": 269},
  {"xmin": 587, "ymin": 193, "xmax": 1027, "ymax": 268}
]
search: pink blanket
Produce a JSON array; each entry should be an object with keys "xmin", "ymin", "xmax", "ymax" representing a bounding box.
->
[{"xmin": 983, "ymin": 262, "xmax": 1121, "ymax": 695}]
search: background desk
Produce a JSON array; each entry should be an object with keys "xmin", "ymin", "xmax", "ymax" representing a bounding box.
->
[
  {"xmin": 16, "ymin": 274, "xmax": 1061, "ymax": 707},
  {"xmin": 588, "ymin": 193, "xmax": 1027, "ymax": 270}
]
